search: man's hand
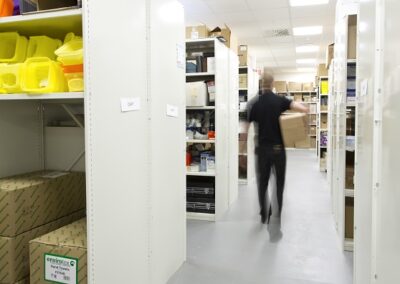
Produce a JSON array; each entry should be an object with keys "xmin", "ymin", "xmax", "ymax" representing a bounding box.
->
[{"xmin": 290, "ymin": 101, "xmax": 309, "ymax": 113}]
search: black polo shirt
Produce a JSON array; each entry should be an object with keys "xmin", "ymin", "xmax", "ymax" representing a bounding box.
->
[{"xmin": 247, "ymin": 90, "xmax": 292, "ymax": 147}]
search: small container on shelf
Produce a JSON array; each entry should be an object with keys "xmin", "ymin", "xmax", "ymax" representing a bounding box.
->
[
  {"xmin": 0, "ymin": 32, "xmax": 28, "ymax": 63},
  {"xmin": 27, "ymin": 36, "xmax": 62, "ymax": 60},
  {"xmin": 55, "ymin": 33, "xmax": 83, "ymax": 66}
]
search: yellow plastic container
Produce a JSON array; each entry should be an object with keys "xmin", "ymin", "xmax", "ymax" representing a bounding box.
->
[
  {"xmin": 55, "ymin": 33, "xmax": 83, "ymax": 66},
  {"xmin": 0, "ymin": 32, "xmax": 28, "ymax": 63},
  {"xmin": 27, "ymin": 36, "xmax": 62, "ymax": 60},
  {"xmin": 64, "ymin": 72, "xmax": 84, "ymax": 92},
  {"xmin": 21, "ymin": 57, "xmax": 67, "ymax": 94},
  {"xmin": 0, "ymin": 63, "xmax": 23, "ymax": 93}
]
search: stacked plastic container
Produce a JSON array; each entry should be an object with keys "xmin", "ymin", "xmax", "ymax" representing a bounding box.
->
[{"xmin": 0, "ymin": 31, "xmax": 83, "ymax": 94}]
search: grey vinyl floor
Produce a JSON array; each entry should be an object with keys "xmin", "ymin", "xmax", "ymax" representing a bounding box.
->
[{"xmin": 168, "ymin": 150, "xmax": 353, "ymax": 284}]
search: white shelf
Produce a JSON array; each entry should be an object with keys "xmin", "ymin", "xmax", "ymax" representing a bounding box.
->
[
  {"xmin": 239, "ymin": 88, "xmax": 248, "ymax": 91},
  {"xmin": 347, "ymin": 101, "xmax": 357, "ymax": 107},
  {"xmin": 186, "ymin": 171, "xmax": 216, "ymax": 177},
  {"xmin": 239, "ymin": 66, "xmax": 248, "ymax": 69},
  {"xmin": 186, "ymin": 139, "xmax": 215, "ymax": 144},
  {"xmin": 186, "ymin": 212, "xmax": 215, "ymax": 221},
  {"xmin": 345, "ymin": 189, "xmax": 355, "ymax": 197},
  {"xmin": 309, "ymin": 134, "xmax": 317, "ymax": 137},
  {"xmin": 186, "ymin": 72, "xmax": 215, "ymax": 77},
  {"xmin": 320, "ymin": 146, "xmax": 327, "ymax": 149},
  {"xmin": 347, "ymin": 59, "xmax": 357, "ymax": 63},
  {"xmin": 344, "ymin": 239, "xmax": 354, "ymax": 252},
  {"xmin": 320, "ymin": 129, "xmax": 328, "ymax": 132},
  {"xmin": 239, "ymin": 153, "xmax": 247, "ymax": 156},
  {"xmin": 187, "ymin": 106, "xmax": 215, "ymax": 110},
  {"xmin": 239, "ymin": 109, "xmax": 247, "ymax": 113},
  {"xmin": 0, "ymin": 8, "xmax": 82, "ymax": 24},
  {"xmin": 239, "ymin": 179, "xmax": 247, "ymax": 185},
  {"xmin": 320, "ymin": 94, "xmax": 329, "ymax": 96},
  {"xmin": 186, "ymin": 38, "xmax": 216, "ymax": 44},
  {"xmin": 0, "ymin": 92, "xmax": 84, "ymax": 101},
  {"xmin": 320, "ymin": 111, "xmax": 328, "ymax": 114},
  {"xmin": 289, "ymin": 91, "xmax": 317, "ymax": 94}
]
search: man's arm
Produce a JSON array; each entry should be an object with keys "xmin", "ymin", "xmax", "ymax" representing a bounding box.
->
[{"xmin": 290, "ymin": 101, "xmax": 309, "ymax": 113}]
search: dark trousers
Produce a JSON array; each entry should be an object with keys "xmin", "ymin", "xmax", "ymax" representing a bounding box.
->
[{"xmin": 256, "ymin": 145, "xmax": 287, "ymax": 222}]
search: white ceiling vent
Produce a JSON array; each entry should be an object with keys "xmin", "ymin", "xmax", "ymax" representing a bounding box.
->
[{"xmin": 263, "ymin": 29, "xmax": 291, "ymax": 38}]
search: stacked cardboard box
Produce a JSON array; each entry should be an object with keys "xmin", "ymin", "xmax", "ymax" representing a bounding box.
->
[
  {"xmin": 0, "ymin": 171, "xmax": 86, "ymax": 283},
  {"xmin": 30, "ymin": 218, "xmax": 87, "ymax": 284}
]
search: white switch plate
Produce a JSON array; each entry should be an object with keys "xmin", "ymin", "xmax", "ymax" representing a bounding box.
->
[
  {"xmin": 121, "ymin": 97, "xmax": 140, "ymax": 112},
  {"xmin": 167, "ymin": 104, "xmax": 179, "ymax": 118}
]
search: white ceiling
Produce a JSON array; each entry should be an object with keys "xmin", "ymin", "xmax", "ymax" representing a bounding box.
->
[{"xmin": 178, "ymin": 0, "xmax": 337, "ymax": 73}]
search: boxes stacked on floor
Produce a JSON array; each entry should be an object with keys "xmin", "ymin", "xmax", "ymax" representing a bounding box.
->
[
  {"xmin": 0, "ymin": 31, "xmax": 83, "ymax": 95},
  {"xmin": 29, "ymin": 218, "xmax": 87, "ymax": 284},
  {"xmin": 186, "ymin": 177, "xmax": 215, "ymax": 214},
  {"xmin": 0, "ymin": 171, "xmax": 86, "ymax": 284}
]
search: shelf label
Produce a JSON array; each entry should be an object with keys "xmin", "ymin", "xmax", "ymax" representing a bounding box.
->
[
  {"xmin": 167, "ymin": 104, "xmax": 179, "ymax": 118},
  {"xmin": 120, "ymin": 97, "xmax": 141, "ymax": 112},
  {"xmin": 45, "ymin": 254, "xmax": 78, "ymax": 284}
]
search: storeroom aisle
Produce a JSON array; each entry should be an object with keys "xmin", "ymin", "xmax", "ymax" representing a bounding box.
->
[{"xmin": 168, "ymin": 150, "xmax": 353, "ymax": 284}]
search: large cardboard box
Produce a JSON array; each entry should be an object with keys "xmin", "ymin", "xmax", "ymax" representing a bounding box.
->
[
  {"xmin": 345, "ymin": 198, "xmax": 354, "ymax": 239},
  {"xmin": 273, "ymin": 81, "xmax": 287, "ymax": 93},
  {"xmin": 302, "ymin": 82, "xmax": 314, "ymax": 92},
  {"xmin": 186, "ymin": 25, "xmax": 210, "ymax": 39},
  {"xmin": 209, "ymin": 25, "xmax": 231, "ymax": 48},
  {"xmin": 295, "ymin": 137, "xmax": 310, "ymax": 149},
  {"xmin": 348, "ymin": 16, "xmax": 357, "ymax": 59},
  {"xmin": 326, "ymin": 43, "xmax": 334, "ymax": 69},
  {"xmin": 288, "ymin": 82, "xmax": 302, "ymax": 92},
  {"xmin": 280, "ymin": 114, "xmax": 307, "ymax": 148},
  {"xmin": 0, "ymin": 171, "xmax": 86, "ymax": 237},
  {"xmin": 238, "ymin": 45, "xmax": 248, "ymax": 66},
  {"xmin": 317, "ymin": 64, "xmax": 328, "ymax": 77},
  {"xmin": 186, "ymin": 82, "xmax": 208, "ymax": 107},
  {"xmin": 30, "ymin": 219, "xmax": 87, "ymax": 284},
  {"xmin": 0, "ymin": 210, "xmax": 85, "ymax": 284}
]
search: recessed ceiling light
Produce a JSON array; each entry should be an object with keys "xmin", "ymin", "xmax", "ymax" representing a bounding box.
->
[
  {"xmin": 296, "ymin": 45, "xmax": 320, "ymax": 53},
  {"xmin": 296, "ymin": 58, "xmax": 317, "ymax": 64},
  {"xmin": 290, "ymin": 0, "xmax": 329, "ymax": 7},
  {"xmin": 293, "ymin": 26, "xmax": 323, "ymax": 36}
]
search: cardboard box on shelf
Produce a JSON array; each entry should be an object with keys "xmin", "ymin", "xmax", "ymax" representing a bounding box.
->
[
  {"xmin": 239, "ymin": 74, "xmax": 248, "ymax": 89},
  {"xmin": 274, "ymin": 81, "xmax": 287, "ymax": 93},
  {"xmin": 321, "ymin": 115, "xmax": 328, "ymax": 129},
  {"xmin": 293, "ymin": 94, "xmax": 303, "ymax": 102},
  {"xmin": 288, "ymin": 82, "xmax": 302, "ymax": 92},
  {"xmin": 0, "ymin": 171, "xmax": 86, "ymax": 237},
  {"xmin": 0, "ymin": 210, "xmax": 85, "ymax": 284},
  {"xmin": 345, "ymin": 166, "xmax": 355, "ymax": 189},
  {"xmin": 309, "ymin": 114, "xmax": 317, "ymax": 124},
  {"xmin": 348, "ymin": 16, "xmax": 357, "ymax": 59},
  {"xmin": 326, "ymin": 43, "xmax": 334, "ymax": 69},
  {"xmin": 238, "ymin": 45, "xmax": 248, "ymax": 66},
  {"xmin": 186, "ymin": 82, "xmax": 208, "ymax": 107},
  {"xmin": 280, "ymin": 114, "xmax": 307, "ymax": 148},
  {"xmin": 345, "ymin": 198, "xmax": 354, "ymax": 239},
  {"xmin": 186, "ymin": 25, "xmax": 210, "ymax": 39},
  {"xmin": 302, "ymin": 82, "xmax": 314, "ymax": 92},
  {"xmin": 310, "ymin": 137, "xmax": 317, "ymax": 148},
  {"xmin": 317, "ymin": 64, "xmax": 328, "ymax": 77},
  {"xmin": 239, "ymin": 141, "xmax": 247, "ymax": 154},
  {"xmin": 310, "ymin": 126, "xmax": 317, "ymax": 136},
  {"xmin": 30, "ymin": 218, "xmax": 87, "ymax": 284},
  {"xmin": 239, "ymin": 133, "xmax": 247, "ymax": 141},
  {"xmin": 209, "ymin": 24, "xmax": 232, "ymax": 48}
]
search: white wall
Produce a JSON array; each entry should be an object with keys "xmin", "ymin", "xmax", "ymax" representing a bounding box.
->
[{"xmin": 273, "ymin": 72, "xmax": 316, "ymax": 83}]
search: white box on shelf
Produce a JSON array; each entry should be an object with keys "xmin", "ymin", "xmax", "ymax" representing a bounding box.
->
[
  {"xmin": 186, "ymin": 82, "xmax": 208, "ymax": 106},
  {"xmin": 239, "ymin": 102, "xmax": 247, "ymax": 110}
]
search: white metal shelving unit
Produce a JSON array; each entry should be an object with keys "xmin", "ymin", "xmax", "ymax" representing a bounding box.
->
[
  {"xmin": 185, "ymin": 38, "xmax": 238, "ymax": 221},
  {"xmin": 318, "ymin": 76, "xmax": 329, "ymax": 171},
  {"xmin": 0, "ymin": 1, "xmax": 186, "ymax": 283}
]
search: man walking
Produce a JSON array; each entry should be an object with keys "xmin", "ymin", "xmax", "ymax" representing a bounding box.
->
[{"xmin": 246, "ymin": 73, "xmax": 308, "ymax": 226}]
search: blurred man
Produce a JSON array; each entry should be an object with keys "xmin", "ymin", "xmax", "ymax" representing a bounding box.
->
[{"xmin": 246, "ymin": 73, "xmax": 308, "ymax": 226}]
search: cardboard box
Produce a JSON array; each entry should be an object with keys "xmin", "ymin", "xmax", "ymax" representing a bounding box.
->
[
  {"xmin": 310, "ymin": 126, "xmax": 317, "ymax": 136},
  {"xmin": 310, "ymin": 137, "xmax": 317, "ymax": 148},
  {"xmin": 345, "ymin": 198, "xmax": 354, "ymax": 239},
  {"xmin": 321, "ymin": 115, "xmax": 328, "ymax": 129},
  {"xmin": 302, "ymin": 82, "xmax": 314, "ymax": 92},
  {"xmin": 238, "ymin": 45, "xmax": 248, "ymax": 66},
  {"xmin": 293, "ymin": 94, "xmax": 303, "ymax": 102},
  {"xmin": 0, "ymin": 210, "xmax": 85, "ymax": 284},
  {"xmin": 239, "ymin": 133, "xmax": 247, "ymax": 141},
  {"xmin": 186, "ymin": 82, "xmax": 208, "ymax": 107},
  {"xmin": 30, "ymin": 219, "xmax": 87, "ymax": 284},
  {"xmin": 239, "ymin": 74, "xmax": 248, "ymax": 89},
  {"xmin": 186, "ymin": 25, "xmax": 210, "ymax": 40},
  {"xmin": 273, "ymin": 81, "xmax": 287, "ymax": 93},
  {"xmin": 326, "ymin": 43, "xmax": 334, "ymax": 69},
  {"xmin": 14, "ymin": 278, "xmax": 29, "ymax": 284},
  {"xmin": 280, "ymin": 114, "xmax": 307, "ymax": 148},
  {"xmin": 309, "ymin": 114, "xmax": 317, "ymax": 124},
  {"xmin": 209, "ymin": 25, "xmax": 231, "ymax": 48},
  {"xmin": 0, "ymin": 171, "xmax": 86, "ymax": 237},
  {"xmin": 345, "ymin": 166, "xmax": 355, "ymax": 189},
  {"xmin": 288, "ymin": 82, "xmax": 302, "ymax": 92},
  {"xmin": 317, "ymin": 64, "xmax": 328, "ymax": 77},
  {"xmin": 295, "ymin": 137, "xmax": 310, "ymax": 149},
  {"xmin": 348, "ymin": 16, "xmax": 357, "ymax": 59},
  {"xmin": 239, "ymin": 141, "xmax": 247, "ymax": 154}
]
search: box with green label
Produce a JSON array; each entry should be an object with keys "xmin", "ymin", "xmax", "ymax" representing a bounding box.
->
[
  {"xmin": 0, "ymin": 210, "xmax": 85, "ymax": 284},
  {"xmin": 29, "ymin": 218, "xmax": 87, "ymax": 284}
]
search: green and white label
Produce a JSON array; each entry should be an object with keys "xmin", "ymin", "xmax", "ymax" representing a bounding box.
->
[{"xmin": 44, "ymin": 254, "xmax": 78, "ymax": 284}]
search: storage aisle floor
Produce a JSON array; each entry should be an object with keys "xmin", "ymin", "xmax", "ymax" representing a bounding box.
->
[{"xmin": 168, "ymin": 150, "xmax": 353, "ymax": 284}]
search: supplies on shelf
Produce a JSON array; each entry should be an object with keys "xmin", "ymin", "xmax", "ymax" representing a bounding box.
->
[
  {"xmin": 0, "ymin": 63, "xmax": 23, "ymax": 93},
  {"xmin": 0, "ymin": 0, "xmax": 13, "ymax": 17},
  {"xmin": 27, "ymin": 36, "xmax": 62, "ymax": 60},
  {"xmin": 187, "ymin": 177, "xmax": 216, "ymax": 214},
  {"xmin": 346, "ymin": 136, "xmax": 356, "ymax": 152},
  {"xmin": 0, "ymin": 32, "xmax": 28, "ymax": 63},
  {"xmin": 186, "ymin": 51, "xmax": 215, "ymax": 73},
  {"xmin": 320, "ymin": 80, "xmax": 329, "ymax": 94},
  {"xmin": 310, "ymin": 104, "xmax": 317, "ymax": 113},
  {"xmin": 320, "ymin": 131, "xmax": 328, "ymax": 147},
  {"xmin": 20, "ymin": 0, "xmax": 81, "ymax": 14}
]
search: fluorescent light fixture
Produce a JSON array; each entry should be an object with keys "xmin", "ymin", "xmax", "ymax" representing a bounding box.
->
[
  {"xmin": 290, "ymin": 0, "xmax": 329, "ymax": 7},
  {"xmin": 296, "ymin": 45, "xmax": 319, "ymax": 53},
  {"xmin": 298, "ymin": 67, "xmax": 317, "ymax": 72},
  {"xmin": 293, "ymin": 26, "xmax": 323, "ymax": 36},
  {"xmin": 296, "ymin": 58, "xmax": 317, "ymax": 64}
]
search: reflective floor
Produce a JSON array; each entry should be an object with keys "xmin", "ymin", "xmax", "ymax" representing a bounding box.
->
[{"xmin": 168, "ymin": 150, "xmax": 353, "ymax": 284}]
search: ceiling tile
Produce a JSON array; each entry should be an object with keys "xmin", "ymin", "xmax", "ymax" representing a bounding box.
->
[
  {"xmin": 247, "ymin": 0, "xmax": 289, "ymax": 10},
  {"xmin": 178, "ymin": 0, "xmax": 212, "ymax": 14},
  {"xmin": 202, "ymin": 0, "xmax": 250, "ymax": 14}
]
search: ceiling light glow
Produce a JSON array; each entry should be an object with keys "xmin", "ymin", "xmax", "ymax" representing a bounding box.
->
[
  {"xmin": 293, "ymin": 26, "xmax": 323, "ymax": 36},
  {"xmin": 296, "ymin": 58, "xmax": 317, "ymax": 64},
  {"xmin": 296, "ymin": 45, "xmax": 320, "ymax": 53},
  {"xmin": 297, "ymin": 67, "xmax": 317, "ymax": 72},
  {"xmin": 290, "ymin": 0, "xmax": 329, "ymax": 7}
]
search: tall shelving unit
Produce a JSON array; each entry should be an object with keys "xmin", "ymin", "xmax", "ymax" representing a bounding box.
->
[
  {"xmin": 0, "ymin": 1, "xmax": 186, "ymax": 283},
  {"xmin": 185, "ymin": 38, "xmax": 238, "ymax": 221},
  {"xmin": 318, "ymin": 76, "xmax": 329, "ymax": 171}
]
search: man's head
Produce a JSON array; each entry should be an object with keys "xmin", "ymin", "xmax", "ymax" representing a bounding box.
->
[{"xmin": 260, "ymin": 72, "xmax": 274, "ymax": 91}]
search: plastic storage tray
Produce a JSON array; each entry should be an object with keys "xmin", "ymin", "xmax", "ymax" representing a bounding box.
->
[
  {"xmin": 0, "ymin": 63, "xmax": 23, "ymax": 93},
  {"xmin": 0, "ymin": 32, "xmax": 28, "ymax": 63},
  {"xmin": 27, "ymin": 36, "xmax": 62, "ymax": 60}
]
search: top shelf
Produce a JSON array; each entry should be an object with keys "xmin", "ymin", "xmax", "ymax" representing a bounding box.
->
[
  {"xmin": 186, "ymin": 72, "xmax": 215, "ymax": 77},
  {"xmin": 0, "ymin": 9, "xmax": 83, "ymax": 38}
]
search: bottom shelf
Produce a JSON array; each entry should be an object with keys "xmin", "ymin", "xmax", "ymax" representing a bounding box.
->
[
  {"xmin": 186, "ymin": 212, "xmax": 215, "ymax": 221},
  {"xmin": 239, "ymin": 178, "xmax": 247, "ymax": 185},
  {"xmin": 344, "ymin": 239, "xmax": 354, "ymax": 252}
]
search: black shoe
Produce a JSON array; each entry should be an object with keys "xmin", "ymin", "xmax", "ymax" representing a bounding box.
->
[{"xmin": 261, "ymin": 212, "xmax": 267, "ymax": 224}]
